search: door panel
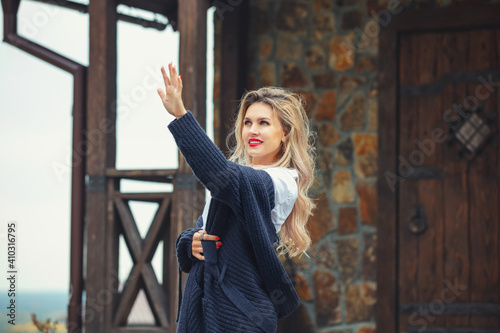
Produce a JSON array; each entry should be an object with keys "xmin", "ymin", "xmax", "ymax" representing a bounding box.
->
[{"xmin": 397, "ymin": 29, "xmax": 500, "ymax": 332}]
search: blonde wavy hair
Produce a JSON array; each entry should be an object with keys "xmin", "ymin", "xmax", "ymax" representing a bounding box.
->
[{"xmin": 228, "ymin": 87, "xmax": 316, "ymax": 257}]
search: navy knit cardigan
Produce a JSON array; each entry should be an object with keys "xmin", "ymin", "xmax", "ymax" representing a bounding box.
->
[{"xmin": 169, "ymin": 111, "xmax": 299, "ymax": 333}]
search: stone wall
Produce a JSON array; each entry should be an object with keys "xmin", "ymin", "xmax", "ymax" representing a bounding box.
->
[{"xmin": 213, "ymin": 0, "xmax": 498, "ymax": 332}]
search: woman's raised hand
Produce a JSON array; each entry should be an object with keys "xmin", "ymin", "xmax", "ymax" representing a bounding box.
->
[
  {"xmin": 192, "ymin": 230, "xmax": 222, "ymax": 261},
  {"xmin": 157, "ymin": 62, "xmax": 187, "ymax": 119}
]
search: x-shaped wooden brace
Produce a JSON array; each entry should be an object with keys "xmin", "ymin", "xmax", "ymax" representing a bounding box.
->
[{"xmin": 112, "ymin": 194, "xmax": 172, "ymax": 327}]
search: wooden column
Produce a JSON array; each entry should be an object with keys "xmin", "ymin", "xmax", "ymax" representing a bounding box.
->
[
  {"xmin": 169, "ymin": 0, "xmax": 209, "ymax": 330},
  {"xmin": 219, "ymin": 0, "xmax": 249, "ymax": 156},
  {"xmin": 85, "ymin": 0, "xmax": 117, "ymax": 332}
]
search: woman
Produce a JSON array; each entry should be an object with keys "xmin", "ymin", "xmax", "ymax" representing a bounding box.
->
[{"xmin": 157, "ymin": 62, "xmax": 315, "ymax": 333}]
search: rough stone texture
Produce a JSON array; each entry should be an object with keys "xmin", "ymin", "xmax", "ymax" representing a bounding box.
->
[
  {"xmin": 294, "ymin": 90, "xmax": 318, "ymax": 118},
  {"xmin": 281, "ymin": 62, "xmax": 307, "ymax": 87},
  {"xmin": 312, "ymin": 70, "xmax": 337, "ymax": 88},
  {"xmin": 354, "ymin": 25, "xmax": 379, "ymax": 54},
  {"xmin": 250, "ymin": 6, "xmax": 270, "ymax": 36},
  {"xmin": 318, "ymin": 123, "xmax": 340, "ymax": 147},
  {"xmin": 356, "ymin": 56, "xmax": 376, "ymax": 73},
  {"xmin": 314, "ymin": 90, "xmax": 337, "ymax": 121},
  {"xmin": 260, "ymin": 62, "xmax": 276, "ymax": 86},
  {"xmin": 329, "ymin": 33, "xmax": 355, "ymax": 71},
  {"xmin": 277, "ymin": 302, "xmax": 315, "ymax": 333},
  {"xmin": 341, "ymin": 9, "xmax": 364, "ymax": 30},
  {"xmin": 338, "ymin": 206, "xmax": 358, "ymax": 235},
  {"xmin": 276, "ymin": 33, "xmax": 303, "ymax": 60},
  {"xmin": 345, "ymin": 283, "xmax": 376, "ymax": 323},
  {"xmin": 275, "ymin": 1, "xmax": 308, "ymax": 34},
  {"xmin": 366, "ymin": 0, "xmax": 390, "ymax": 12},
  {"xmin": 356, "ymin": 181, "xmax": 377, "ymax": 225},
  {"xmin": 318, "ymin": 149, "xmax": 334, "ymax": 187},
  {"xmin": 306, "ymin": 45, "xmax": 327, "ymax": 69},
  {"xmin": 294, "ymin": 272, "xmax": 313, "ymax": 301},
  {"xmin": 335, "ymin": 137, "xmax": 354, "ymax": 166},
  {"xmin": 367, "ymin": 98, "xmax": 378, "ymax": 131},
  {"xmin": 340, "ymin": 94, "xmax": 366, "ymax": 131},
  {"xmin": 311, "ymin": 170, "xmax": 325, "ymax": 194},
  {"xmin": 312, "ymin": 12, "xmax": 335, "ymax": 40},
  {"xmin": 259, "ymin": 37, "xmax": 273, "ymax": 59},
  {"xmin": 314, "ymin": 270, "xmax": 341, "ymax": 326},
  {"xmin": 362, "ymin": 233, "xmax": 377, "ymax": 281},
  {"xmin": 332, "ymin": 170, "xmax": 355, "ymax": 203},
  {"xmin": 291, "ymin": 253, "xmax": 312, "ymax": 271},
  {"xmin": 339, "ymin": 76, "xmax": 366, "ymax": 105},
  {"xmin": 357, "ymin": 327, "xmax": 376, "ymax": 333},
  {"xmin": 314, "ymin": 0, "xmax": 333, "ymax": 11},
  {"xmin": 310, "ymin": 240, "xmax": 336, "ymax": 270},
  {"xmin": 308, "ymin": 192, "xmax": 335, "ymax": 244},
  {"xmin": 336, "ymin": 237, "xmax": 359, "ymax": 284},
  {"xmin": 353, "ymin": 134, "xmax": 377, "ymax": 178},
  {"xmin": 369, "ymin": 80, "xmax": 378, "ymax": 97}
]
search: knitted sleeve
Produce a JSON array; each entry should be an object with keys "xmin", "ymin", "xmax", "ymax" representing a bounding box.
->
[
  {"xmin": 175, "ymin": 215, "xmax": 203, "ymax": 273},
  {"xmin": 168, "ymin": 111, "xmax": 248, "ymax": 218}
]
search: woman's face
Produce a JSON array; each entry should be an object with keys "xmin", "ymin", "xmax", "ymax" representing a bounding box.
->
[{"xmin": 242, "ymin": 102, "xmax": 285, "ymax": 166}]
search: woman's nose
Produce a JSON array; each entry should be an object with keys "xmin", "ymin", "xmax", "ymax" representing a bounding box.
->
[{"xmin": 249, "ymin": 125, "xmax": 259, "ymax": 134}]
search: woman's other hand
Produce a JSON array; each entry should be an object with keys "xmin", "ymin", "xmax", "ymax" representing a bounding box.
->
[
  {"xmin": 192, "ymin": 230, "xmax": 222, "ymax": 261},
  {"xmin": 157, "ymin": 62, "xmax": 187, "ymax": 119}
]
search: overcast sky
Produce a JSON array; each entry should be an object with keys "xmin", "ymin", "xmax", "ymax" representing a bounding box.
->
[{"xmin": 0, "ymin": 2, "xmax": 214, "ymax": 292}]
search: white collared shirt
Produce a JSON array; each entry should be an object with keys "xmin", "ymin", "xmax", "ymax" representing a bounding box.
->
[{"xmin": 201, "ymin": 167, "xmax": 298, "ymax": 233}]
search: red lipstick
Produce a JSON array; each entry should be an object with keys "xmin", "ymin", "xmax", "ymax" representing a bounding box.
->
[{"xmin": 249, "ymin": 139, "xmax": 263, "ymax": 147}]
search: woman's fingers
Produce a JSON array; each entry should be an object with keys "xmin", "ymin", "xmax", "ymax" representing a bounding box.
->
[
  {"xmin": 161, "ymin": 65, "xmax": 171, "ymax": 88},
  {"xmin": 169, "ymin": 63, "xmax": 178, "ymax": 89},
  {"xmin": 192, "ymin": 231, "xmax": 222, "ymax": 261},
  {"xmin": 157, "ymin": 88, "xmax": 166, "ymax": 101},
  {"xmin": 193, "ymin": 252, "xmax": 205, "ymax": 261}
]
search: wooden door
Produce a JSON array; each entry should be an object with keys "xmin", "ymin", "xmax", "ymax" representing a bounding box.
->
[{"xmin": 397, "ymin": 28, "xmax": 500, "ymax": 332}]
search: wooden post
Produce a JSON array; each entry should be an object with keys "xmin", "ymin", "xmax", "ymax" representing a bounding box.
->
[
  {"xmin": 219, "ymin": 0, "xmax": 248, "ymax": 156},
  {"xmin": 169, "ymin": 0, "xmax": 209, "ymax": 330},
  {"xmin": 85, "ymin": 0, "xmax": 117, "ymax": 332}
]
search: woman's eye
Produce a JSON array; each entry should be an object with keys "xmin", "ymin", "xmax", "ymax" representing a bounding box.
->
[
  {"xmin": 244, "ymin": 120, "xmax": 251, "ymax": 125},
  {"xmin": 260, "ymin": 121, "xmax": 269, "ymax": 125}
]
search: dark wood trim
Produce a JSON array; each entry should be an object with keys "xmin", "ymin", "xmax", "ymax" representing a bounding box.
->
[
  {"xmin": 376, "ymin": 17, "xmax": 398, "ymax": 333},
  {"xmin": 406, "ymin": 328, "xmax": 500, "ymax": 333},
  {"xmin": 377, "ymin": 4, "xmax": 500, "ymax": 333},
  {"xmin": 400, "ymin": 303, "xmax": 500, "ymax": 316},
  {"xmin": 85, "ymin": 0, "xmax": 117, "ymax": 332},
  {"xmin": 218, "ymin": 0, "xmax": 249, "ymax": 156},
  {"xmin": 387, "ymin": 4, "xmax": 500, "ymax": 32},
  {"xmin": 400, "ymin": 69, "xmax": 500, "ymax": 98},
  {"xmin": 172, "ymin": 1, "xmax": 209, "ymax": 331},
  {"xmin": 105, "ymin": 168, "xmax": 176, "ymax": 183}
]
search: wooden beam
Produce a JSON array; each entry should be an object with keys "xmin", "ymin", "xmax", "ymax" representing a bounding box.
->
[
  {"xmin": 85, "ymin": 0, "xmax": 117, "ymax": 332},
  {"xmin": 219, "ymin": 0, "xmax": 249, "ymax": 156},
  {"xmin": 170, "ymin": 0, "xmax": 209, "ymax": 330}
]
